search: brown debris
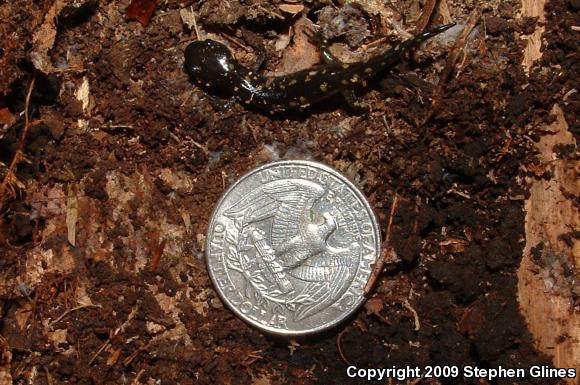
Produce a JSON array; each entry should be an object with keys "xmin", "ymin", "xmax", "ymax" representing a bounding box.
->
[
  {"xmin": 0, "ymin": 335, "xmax": 11, "ymax": 385},
  {"xmin": 438, "ymin": 237, "xmax": 469, "ymax": 254},
  {"xmin": 277, "ymin": 16, "xmax": 319, "ymax": 74},
  {"xmin": 125, "ymin": 0, "xmax": 157, "ymax": 27},
  {"xmin": 416, "ymin": 0, "xmax": 440, "ymax": 32},
  {"xmin": 336, "ymin": 328, "xmax": 352, "ymax": 366},
  {"xmin": 0, "ymin": 108, "xmax": 14, "ymax": 127},
  {"xmin": 66, "ymin": 184, "xmax": 78, "ymax": 246},
  {"xmin": 88, "ymin": 304, "xmax": 139, "ymax": 365},
  {"xmin": 29, "ymin": 0, "xmax": 66, "ymax": 73},
  {"xmin": 423, "ymin": 9, "xmax": 481, "ymax": 125},
  {"xmin": 48, "ymin": 304, "xmax": 101, "ymax": 331},
  {"xmin": 106, "ymin": 348, "xmax": 122, "ymax": 366},
  {"xmin": 278, "ymin": 4, "xmax": 304, "ymax": 15},
  {"xmin": 0, "ymin": 78, "xmax": 38, "ymax": 208},
  {"xmin": 402, "ymin": 300, "xmax": 420, "ymax": 331},
  {"xmin": 148, "ymin": 237, "xmax": 167, "ymax": 273},
  {"xmin": 364, "ymin": 194, "xmax": 399, "ymax": 296}
]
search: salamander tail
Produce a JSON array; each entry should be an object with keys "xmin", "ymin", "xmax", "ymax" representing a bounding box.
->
[{"xmin": 404, "ymin": 22, "xmax": 457, "ymax": 48}]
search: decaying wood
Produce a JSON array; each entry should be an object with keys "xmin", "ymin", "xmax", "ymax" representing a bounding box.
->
[
  {"xmin": 521, "ymin": 0, "xmax": 546, "ymax": 74},
  {"xmin": 518, "ymin": 104, "xmax": 579, "ymax": 382},
  {"xmin": 517, "ymin": 1, "xmax": 579, "ymax": 381}
]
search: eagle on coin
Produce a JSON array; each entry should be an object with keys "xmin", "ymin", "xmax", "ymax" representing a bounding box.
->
[{"xmin": 224, "ymin": 179, "xmax": 361, "ymax": 321}]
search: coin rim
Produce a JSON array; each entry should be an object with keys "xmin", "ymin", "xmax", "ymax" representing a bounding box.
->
[{"xmin": 205, "ymin": 160, "xmax": 381, "ymax": 337}]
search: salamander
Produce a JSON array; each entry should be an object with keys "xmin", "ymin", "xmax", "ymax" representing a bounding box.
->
[{"xmin": 184, "ymin": 23, "xmax": 455, "ymax": 114}]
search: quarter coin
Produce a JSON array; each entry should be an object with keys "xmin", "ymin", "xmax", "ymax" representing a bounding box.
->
[{"xmin": 206, "ymin": 160, "xmax": 381, "ymax": 336}]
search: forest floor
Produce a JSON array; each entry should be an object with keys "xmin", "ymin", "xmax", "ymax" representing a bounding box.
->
[{"xmin": 0, "ymin": 0, "xmax": 578, "ymax": 384}]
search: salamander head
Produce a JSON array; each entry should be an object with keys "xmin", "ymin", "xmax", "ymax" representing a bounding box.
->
[{"xmin": 184, "ymin": 40, "xmax": 239, "ymax": 95}]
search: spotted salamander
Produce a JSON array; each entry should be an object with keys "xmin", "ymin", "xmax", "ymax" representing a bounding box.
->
[{"xmin": 184, "ymin": 23, "xmax": 455, "ymax": 114}]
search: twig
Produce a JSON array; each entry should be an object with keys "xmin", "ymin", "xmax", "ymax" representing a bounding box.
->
[
  {"xmin": 336, "ymin": 328, "xmax": 352, "ymax": 365},
  {"xmin": 364, "ymin": 194, "xmax": 399, "ymax": 295},
  {"xmin": 242, "ymin": 350, "xmax": 264, "ymax": 366},
  {"xmin": 0, "ymin": 77, "xmax": 36, "ymax": 205},
  {"xmin": 363, "ymin": 37, "xmax": 388, "ymax": 50},
  {"xmin": 256, "ymin": 4, "xmax": 284, "ymax": 20},
  {"xmin": 88, "ymin": 339, "xmax": 110, "ymax": 366},
  {"xmin": 423, "ymin": 9, "xmax": 480, "ymax": 125},
  {"xmin": 131, "ymin": 369, "xmax": 145, "ymax": 385},
  {"xmin": 417, "ymin": 0, "xmax": 440, "ymax": 32},
  {"xmin": 88, "ymin": 304, "xmax": 139, "ymax": 365},
  {"xmin": 123, "ymin": 344, "xmax": 147, "ymax": 367},
  {"xmin": 364, "ymin": 247, "xmax": 399, "ymax": 296},
  {"xmin": 49, "ymin": 304, "xmax": 101, "ymax": 330},
  {"xmin": 385, "ymin": 193, "xmax": 399, "ymax": 245},
  {"xmin": 220, "ymin": 32, "xmax": 252, "ymax": 52},
  {"xmin": 149, "ymin": 239, "xmax": 167, "ymax": 272},
  {"xmin": 43, "ymin": 365, "xmax": 54, "ymax": 385},
  {"xmin": 190, "ymin": 6, "xmax": 201, "ymax": 41},
  {"xmin": 190, "ymin": 139, "xmax": 209, "ymax": 154},
  {"xmin": 402, "ymin": 300, "xmax": 421, "ymax": 331}
]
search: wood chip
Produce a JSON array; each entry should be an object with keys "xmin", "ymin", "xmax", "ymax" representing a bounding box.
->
[
  {"xmin": 66, "ymin": 184, "xmax": 78, "ymax": 247},
  {"xmin": 125, "ymin": 0, "xmax": 157, "ymax": 27},
  {"xmin": 279, "ymin": 4, "xmax": 304, "ymax": 15},
  {"xmin": 0, "ymin": 108, "xmax": 14, "ymax": 126},
  {"xmin": 106, "ymin": 348, "xmax": 122, "ymax": 366},
  {"xmin": 439, "ymin": 237, "xmax": 469, "ymax": 254}
]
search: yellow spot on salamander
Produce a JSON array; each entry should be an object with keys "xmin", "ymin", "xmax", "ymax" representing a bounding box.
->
[
  {"xmin": 279, "ymin": 84, "xmax": 286, "ymax": 90},
  {"xmin": 342, "ymin": 63, "xmax": 350, "ymax": 69},
  {"xmin": 364, "ymin": 67, "xmax": 373, "ymax": 74},
  {"xmin": 288, "ymin": 79, "xmax": 297, "ymax": 86},
  {"xmin": 319, "ymin": 83, "xmax": 328, "ymax": 92},
  {"xmin": 305, "ymin": 76, "xmax": 312, "ymax": 82},
  {"xmin": 341, "ymin": 79, "xmax": 349, "ymax": 86},
  {"xmin": 299, "ymin": 96, "xmax": 308, "ymax": 104}
]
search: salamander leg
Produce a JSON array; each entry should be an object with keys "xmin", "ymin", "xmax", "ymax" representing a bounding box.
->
[
  {"xmin": 341, "ymin": 89, "xmax": 369, "ymax": 114},
  {"xmin": 206, "ymin": 94, "xmax": 236, "ymax": 111},
  {"xmin": 304, "ymin": 28, "xmax": 340, "ymax": 65}
]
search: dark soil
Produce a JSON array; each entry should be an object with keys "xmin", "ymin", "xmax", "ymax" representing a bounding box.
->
[{"xmin": 0, "ymin": 0, "xmax": 577, "ymax": 384}]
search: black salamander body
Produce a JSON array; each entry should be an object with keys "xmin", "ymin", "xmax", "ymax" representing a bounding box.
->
[{"xmin": 184, "ymin": 23, "xmax": 455, "ymax": 114}]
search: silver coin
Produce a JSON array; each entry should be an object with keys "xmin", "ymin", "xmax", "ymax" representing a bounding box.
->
[{"xmin": 206, "ymin": 160, "xmax": 381, "ymax": 336}]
